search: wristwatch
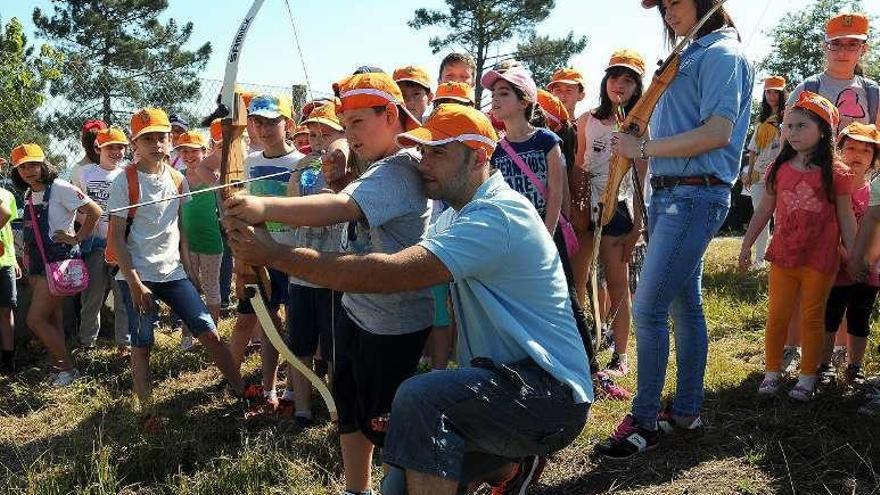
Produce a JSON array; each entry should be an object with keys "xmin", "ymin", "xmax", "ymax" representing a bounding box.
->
[{"xmin": 639, "ymin": 139, "xmax": 649, "ymax": 160}]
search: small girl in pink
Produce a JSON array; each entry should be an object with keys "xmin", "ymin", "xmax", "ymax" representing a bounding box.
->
[
  {"xmin": 818, "ymin": 123, "xmax": 880, "ymax": 387},
  {"xmin": 739, "ymin": 91, "xmax": 857, "ymax": 402}
]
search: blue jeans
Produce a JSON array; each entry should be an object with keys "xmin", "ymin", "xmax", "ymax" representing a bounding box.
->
[
  {"xmin": 117, "ymin": 278, "xmax": 216, "ymax": 348},
  {"xmin": 631, "ymin": 185, "xmax": 730, "ymax": 428}
]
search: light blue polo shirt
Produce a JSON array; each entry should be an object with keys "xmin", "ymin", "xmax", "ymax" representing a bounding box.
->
[
  {"xmin": 649, "ymin": 27, "xmax": 755, "ymax": 185},
  {"xmin": 420, "ymin": 171, "xmax": 593, "ymax": 404}
]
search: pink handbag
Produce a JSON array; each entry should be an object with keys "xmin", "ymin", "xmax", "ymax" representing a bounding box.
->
[
  {"xmin": 498, "ymin": 138, "xmax": 580, "ymax": 257},
  {"xmin": 27, "ymin": 193, "xmax": 89, "ymax": 296}
]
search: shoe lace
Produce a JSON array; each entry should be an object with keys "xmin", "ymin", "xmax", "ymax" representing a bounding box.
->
[{"xmin": 610, "ymin": 415, "xmax": 637, "ymax": 442}]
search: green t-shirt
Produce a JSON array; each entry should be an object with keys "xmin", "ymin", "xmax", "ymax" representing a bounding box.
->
[
  {"xmin": 181, "ymin": 185, "xmax": 224, "ymax": 255},
  {"xmin": 0, "ymin": 188, "xmax": 17, "ymax": 267}
]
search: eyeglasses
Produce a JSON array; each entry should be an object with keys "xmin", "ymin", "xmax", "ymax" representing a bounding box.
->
[{"xmin": 825, "ymin": 41, "xmax": 866, "ymax": 52}]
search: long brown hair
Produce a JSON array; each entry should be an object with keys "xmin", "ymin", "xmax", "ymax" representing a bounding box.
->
[
  {"xmin": 657, "ymin": 0, "xmax": 739, "ymax": 47},
  {"xmin": 766, "ymin": 108, "xmax": 837, "ymax": 203}
]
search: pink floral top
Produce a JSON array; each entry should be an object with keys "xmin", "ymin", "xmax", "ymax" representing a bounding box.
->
[{"xmin": 765, "ymin": 161, "xmax": 854, "ymax": 275}]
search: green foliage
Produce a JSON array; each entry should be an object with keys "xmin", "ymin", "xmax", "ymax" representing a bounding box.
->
[
  {"xmin": 0, "ymin": 17, "xmax": 63, "ymax": 159},
  {"xmin": 32, "ymin": 0, "xmax": 212, "ymax": 131},
  {"xmin": 515, "ymin": 32, "xmax": 587, "ymax": 88},
  {"xmin": 409, "ymin": 0, "xmax": 586, "ymax": 106},
  {"xmin": 759, "ymin": 0, "xmax": 880, "ymax": 86}
]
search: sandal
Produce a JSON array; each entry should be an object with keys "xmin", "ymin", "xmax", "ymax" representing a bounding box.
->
[
  {"xmin": 758, "ymin": 376, "xmax": 781, "ymax": 395},
  {"xmin": 788, "ymin": 383, "xmax": 815, "ymax": 402}
]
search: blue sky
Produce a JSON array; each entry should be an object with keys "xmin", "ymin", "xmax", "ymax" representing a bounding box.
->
[{"xmin": 6, "ymin": 0, "xmax": 880, "ymax": 113}]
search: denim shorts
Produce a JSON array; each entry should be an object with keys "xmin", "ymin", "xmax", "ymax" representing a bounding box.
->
[
  {"xmin": 382, "ymin": 358, "xmax": 590, "ymax": 484},
  {"xmin": 117, "ymin": 277, "xmax": 216, "ymax": 348},
  {"xmin": 0, "ymin": 266, "xmax": 16, "ymax": 308}
]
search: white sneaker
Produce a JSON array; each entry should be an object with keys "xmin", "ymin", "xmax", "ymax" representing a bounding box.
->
[
  {"xmin": 52, "ymin": 369, "xmax": 80, "ymax": 387},
  {"xmin": 180, "ymin": 335, "xmax": 195, "ymax": 351}
]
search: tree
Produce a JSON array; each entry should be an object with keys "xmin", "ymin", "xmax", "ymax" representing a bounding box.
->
[
  {"xmin": 759, "ymin": 0, "xmax": 880, "ymax": 86},
  {"xmin": 515, "ymin": 32, "xmax": 587, "ymax": 88},
  {"xmin": 32, "ymin": 0, "xmax": 211, "ymax": 130},
  {"xmin": 0, "ymin": 17, "xmax": 63, "ymax": 161},
  {"xmin": 409, "ymin": 0, "xmax": 587, "ymax": 107}
]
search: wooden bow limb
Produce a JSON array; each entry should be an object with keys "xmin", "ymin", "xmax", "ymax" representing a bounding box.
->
[{"xmin": 588, "ymin": 203, "xmax": 604, "ymax": 347}]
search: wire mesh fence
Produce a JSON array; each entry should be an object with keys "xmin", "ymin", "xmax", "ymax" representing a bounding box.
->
[{"xmin": 0, "ymin": 73, "xmax": 330, "ymax": 177}]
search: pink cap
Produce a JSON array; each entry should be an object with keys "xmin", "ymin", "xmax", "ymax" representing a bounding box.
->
[{"xmin": 481, "ymin": 66, "xmax": 538, "ymax": 102}]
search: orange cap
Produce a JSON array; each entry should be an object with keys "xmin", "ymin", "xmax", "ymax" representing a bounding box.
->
[
  {"xmin": 607, "ymin": 49, "xmax": 646, "ymax": 76},
  {"xmin": 174, "ymin": 130, "xmax": 207, "ymax": 149},
  {"xmin": 292, "ymin": 124, "xmax": 309, "ymax": 137},
  {"xmin": 10, "ymin": 143, "xmax": 45, "ymax": 167},
  {"xmin": 433, "ymin": 81, "xmax": 475, "ymax": 105},
  {"xmin": 764, "ymin": 76, "xmax": 786, "ymax": 92},
  {"xmin": 839, "ymin": 122, "xmax": 880, "ymax": 146},
  {"xmin": 547, "ymin": 67, "xmax": 585, "ymax": 90},
  {"xmin": 210, "ymin": 118, "xmax": 223, "ymax": 143},
  {"xmin": 794, "ymin": 91, "xmax": 840, "ymax": 130},
  {"xmin": 96, "ymin": 128, "xmax": 129, "ymax": 148},
  {"xmin": 393, "ymin": 65, "xmax": 433, "ymax": 90},
  {"xmin": 537, "ymin": 90, "xmax": 570, "ymax": 132},
  {"xmin": 396, "ymin": 104, "xmax": 498, "ymax": 157},
  {"xmin": 302, "ymin": 102, "xmax": 344, "ymax": 132},
  {"xmin": 826, "ymin": 13, "xmax": 869, "ymax": 41},
  {"xmin": 130, "ymin": 108, "xmax": 171, "ymax": 140},
  {"xmin": 334, "ymin": 72, "xmax": 420, "ymax": 131}
]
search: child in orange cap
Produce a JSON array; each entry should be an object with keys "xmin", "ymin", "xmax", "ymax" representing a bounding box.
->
[
  {"xmin": 743, "ymin": 76, "xmax": 787, "ymax": 270},
  {"xmin": 548, "ymin": 67, "xmax": 586, "ymax": 119},
  {"xmin": 393, "ymin": 65, "xmax": 434, "ymax": 123},
  {"xmin": 11, "ymin": 143, "xmax": 102, "ymax": 387},
  {"xmin": 72, "ymin": 128, "xmax": 130, "ymax": 352},
  {"xmin": 817, "ymin": 123, "xmax": 880, "ymax": 388},
  {"xmin": 438, "ymin": 52, "xmax": 476, "ymax": 86},
  {"xmin": 570, "ymin": 49, "xmax": 648, "ymax": 384},
  {"xmin": 108, "ymin": 108, "xmax": 245, "ymax": 424},
  {"xmin": 223, "ymin": 70, "xmax": 430, "ymax": 495},
  {"xmin": 290, "ymin": 124, "xmax": 311, "ymax": 154},
  {"xmin": 432, "ymin": 81, "xmax": 475, "ymax": 107},
  {"xmin": 740, "ymin": 92, "xmax": 857, "ymax": 402},
  {"xmin": 788, "ymin": 13, "xmax": 878, "ymax": 130}
]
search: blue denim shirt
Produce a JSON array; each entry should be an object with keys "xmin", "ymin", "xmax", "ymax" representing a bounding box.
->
[{"xmin": 649, "ymin": 27, "xmax": 755, "ymax": 185}]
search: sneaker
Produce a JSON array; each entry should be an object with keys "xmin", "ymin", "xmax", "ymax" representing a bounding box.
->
[
  {"xmin": 180, "ymin": 334, "xmax": 194, "ymax": 351},
  {"xmin": 758, "ymin": 375, "xmax": 782, "ymax": 395},
  {"xmin": 52, "ymin": 368, "xmax": 80, "ymax": 387},
  {"xmin": 243, "ymin": 395, "xmax": 279, "ymax": 419},
  {"xmin": 831, "ymin": 347, "xmax": 847, "ymax": 369},
  {"xmin": 818, "ymin": 363, "xmax": 837, "ymax": 388},
  {"xmin": 657, "ymin": 405, "xmax": 704, "ymax": 435},
  {"xmin": 781, "ymin": 347, "xmax": 800, "ymax": 375},
  {"xmin": 788, "ymin": 383, "xmax": 815, "ymax": 402},
  {"xmin": 490, "ymin": 455, "xmax": 547, "ymax": 495},
  {"xmin": 594, "ymin": 371, "xmax": 632, "ymax": 401},
  {"xmin": 858, "ymin": 397, "xmax": 880, "ymax": 416},
  {"xmin": 605, "ymin": 352, "xmax": 629, "ymax": 377},
  {"xmin": 242, "ymin": 384, "xmax": 265, "ymax": 400},
  {"xmin": 845, "ymin": 364, "xmax": 866, "ymax": 387},
  {"xmin": 594, "ymin": 414, "xmax": 660, "ymax": 459}
]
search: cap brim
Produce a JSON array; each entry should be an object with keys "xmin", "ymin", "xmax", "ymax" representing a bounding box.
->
[
  {"xmin": 174, "ymin": 142, "xmax": 206, "ymax": 149},
  {"xmin": 764, "ymin": 84, "xmax": 786, "ymax": 91},
  {"xmin": 132, "ymin": 125, "xmax": 171, "ymax": 140},
  {"xmin": 397, "ymin": 126, "xmax": 496, "ymax": 151},
  {"xmin": 249, "ymin": 109, "xmax": 289, "ymax": 119},
  {"xmin": 97, "ymin": 140, "xmax": 129, "ymax": 148},
  {"xmin": 547, "ymin": 79, "xmax": 583, "ymax": 89},
  {"xmin": 395, "ymin": 78, "xmax": 432, "ymax": 90},
  {"xmin": 607, "ymin": 63, "xmax": 645, "ymax": 76},
  {"xmin": 302, "ymin": 117, "xmax": 344, "ymax": 132},
  {"xmin": 433, "ymin": 95, "xmax": 473, "ymax": 104},
  {"xmin": 13, "ymin": 157, "xmax": 45, "ymax": 168},
  {"xmin": 840, "ymin": 133, "xmax": 880, "ymax": 145},
  {"xmin": 826, "ymin": 34, "xmax": 869, "ymax": 41}
]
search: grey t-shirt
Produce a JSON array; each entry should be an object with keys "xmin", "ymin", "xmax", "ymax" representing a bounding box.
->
[
  {"xmin": 788, "ymin": 74, "xmax": 880, "ymax": 132},
  {"xmin": 340, "ymin": 149, "xmax": 433, "ymax": 335}
]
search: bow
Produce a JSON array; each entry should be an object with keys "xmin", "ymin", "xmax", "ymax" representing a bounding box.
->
[
  {"xmin": 218, "ymin": 0, "xmax": 337, "ymax": 422},
  {"xmin": 598, "ymin": 0, "xmax": 729, "ymax": 225}
]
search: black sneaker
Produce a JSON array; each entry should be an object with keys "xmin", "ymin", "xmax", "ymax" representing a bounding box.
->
[
  {"xmin": 845, "ymin": 364, "xmax": 866, "ymax": 387},
  {"xmin": 490, "ymin": 455, "xmax": 547, "ymax": 495},
  {"xmin": 818, "ymin": 363, "xmax": 837, "ymax": 388},
  {"xmin": 594, "ymin": 414, "xmax": 660, "ymax": 459}
]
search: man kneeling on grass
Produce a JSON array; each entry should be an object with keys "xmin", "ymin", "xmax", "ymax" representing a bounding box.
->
[{"xmin": 224, "ymin": 105, "xmax": 592, "ymax": 495}]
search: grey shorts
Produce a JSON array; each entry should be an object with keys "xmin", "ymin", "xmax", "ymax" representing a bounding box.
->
[{"xmin": 382, "ymin": 358, "xmax": 590, "ymax": 484}]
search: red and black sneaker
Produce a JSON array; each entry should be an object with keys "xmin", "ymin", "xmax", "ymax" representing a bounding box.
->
[
  {"xmin": 657, "ymin": 405, "xmax": 704, "ymax": 436},
  {"xmin": 490, "ymin": 455, "xmax": 547, "ymax": 495},
  {"xmin": 243, "ymin": 394, "xmax": 279, "ymax": 419},
  {"xmin": 242, "ymin": 384, "xmax": 265, "ymax": 400},
  {"xmin": 594, "ymin": 414, "xmax": 660, "ymax": 459},
  {"xmin": 276, "ymin": 397, "xmax": 296, "ymax": 418}
]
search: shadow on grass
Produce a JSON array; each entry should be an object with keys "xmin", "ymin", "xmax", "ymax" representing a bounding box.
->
[{"xmin": 536, "ymin": 372, "xmax": 880, "ymax": 495}]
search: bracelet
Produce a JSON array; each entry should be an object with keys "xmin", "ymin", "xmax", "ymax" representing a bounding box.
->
[{"xmin": 639, "ymin": 139, "xmax": 649, "ymax": 160}]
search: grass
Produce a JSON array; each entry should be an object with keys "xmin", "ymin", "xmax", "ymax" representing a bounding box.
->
[{"xmin": 1, "ymin": 237, "xmax": 879, "ymax": 494}]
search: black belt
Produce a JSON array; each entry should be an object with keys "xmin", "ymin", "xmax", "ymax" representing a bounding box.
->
[{"xmin": 650, "ymin": 175, "xmax": 727, "ymax": 190}]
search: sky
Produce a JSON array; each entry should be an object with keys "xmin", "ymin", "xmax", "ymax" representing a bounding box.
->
[{"xmin": 6, "ymin": 0, "xmax": 880, "ymax": 114}]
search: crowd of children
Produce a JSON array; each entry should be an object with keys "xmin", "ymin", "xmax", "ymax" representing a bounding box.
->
[{"xmin": 1, "ymin": 3, "xmax": 880, "ymax": 493}]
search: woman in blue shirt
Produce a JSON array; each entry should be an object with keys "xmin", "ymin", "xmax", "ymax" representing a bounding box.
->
[{"xmin": 596, "ymin": 0, "xmax": 754, "ymax": 459}]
